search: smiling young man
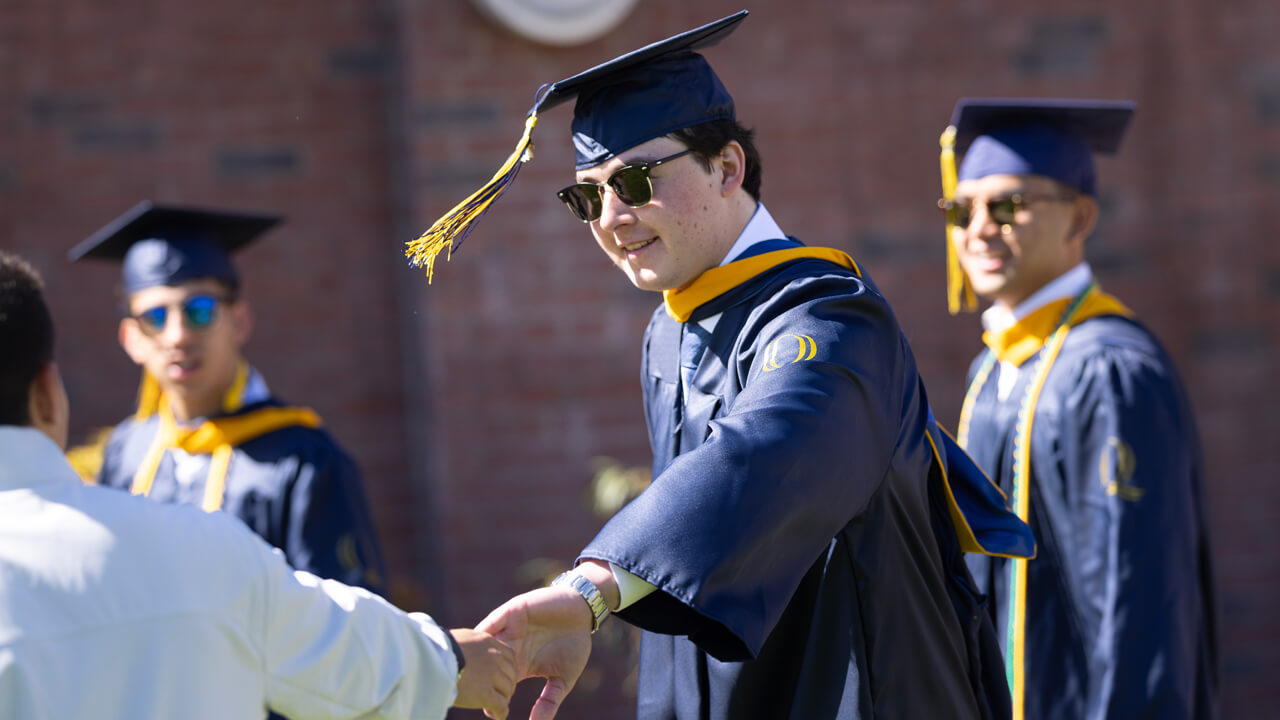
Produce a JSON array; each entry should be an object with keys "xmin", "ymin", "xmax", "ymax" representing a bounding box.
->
[
  {"xmin": 68, "ymin": 202, "xmax": 388, "ymax": 600},
  {"xmin": 408, "ymin": 12, "xmax": 1038, "ymax": 720},
  {"xmin": 938, "ymin": 99, "xmax": 1218, "ymax": 720}
]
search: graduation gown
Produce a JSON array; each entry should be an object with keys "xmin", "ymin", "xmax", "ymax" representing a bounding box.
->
[
  {"xmin": 97, "ymin": 397, "xmax": 387, "ymax": 595},
  {"xmin": 580, "ymin": 241, "xmax": 1033, "ymax": 720},
  {"xmin": 961, "ymin": 304, "xmax": 1218, "ymax": 719}
]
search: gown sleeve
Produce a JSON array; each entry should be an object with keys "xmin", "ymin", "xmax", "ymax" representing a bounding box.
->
[{"xmin": 1052, "ymin": 342, "xmax": 1207, "ymax": 720}]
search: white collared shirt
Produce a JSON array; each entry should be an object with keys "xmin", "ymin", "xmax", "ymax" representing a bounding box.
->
[
  {"xmin": 0, "ymin": 426, "xmax": 459, "ymax": 720},
  {"xmin": 981, "ymin": 263, "xmax": 1094, "ymax": 399}
]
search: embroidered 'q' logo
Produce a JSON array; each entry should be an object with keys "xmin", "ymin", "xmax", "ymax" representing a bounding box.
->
[{"xmin": 762, "ymin": 333, "xmax": 817, "ymax": 372}]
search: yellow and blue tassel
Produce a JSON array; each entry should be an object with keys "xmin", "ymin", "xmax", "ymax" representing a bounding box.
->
[
  {"xmin": 405, "ymin": 111, "xmax": 540, "ymax": 283},
  {"xmin": 940, "ymin": 126, "xmax": 977, "ymax": 314}
]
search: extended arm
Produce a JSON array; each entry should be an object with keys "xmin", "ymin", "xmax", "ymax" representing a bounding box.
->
[{"xmin": 254, "ymin": 537, "xmax": 515, "ymax": 720}]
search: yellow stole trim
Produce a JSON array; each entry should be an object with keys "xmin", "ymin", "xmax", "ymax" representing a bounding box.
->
[
  {"xmin": 923, "ymin": 424, "xmax": 1032, "ymax": 560},
  {"xmin": 134, "ymin": 371, "xmax": 163, "ymax": 420},
  {"xmin": 128, "ymin": 363, "xmax": 321, "ymax": 512},
  {"xmin": 663, "ymin": 247, "xmax": 862, "ymax": 323},
  {"xmin": 1005, "ymin": 320, "xmax": 1077, "ymax": 720},
  {"xmin": 980, "ymin": 291, "xmax": 1133, "ymax": 367}
]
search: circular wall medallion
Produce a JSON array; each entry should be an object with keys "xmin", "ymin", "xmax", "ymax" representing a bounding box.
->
[{"xmin": 471, "ymin": 0, "xmax": 639, "ymax": 47}]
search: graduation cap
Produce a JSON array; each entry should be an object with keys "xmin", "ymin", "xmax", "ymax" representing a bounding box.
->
[
  {"xmin": 67, "ymin": 200, "xmax": 282, "ymax": 295},
  {"xmin": 938, "ymin": 98, "xmax": 1136, "ymax": 313},
  {"xmin": 405, "ymin": 9, "xmax": 749, "ymax": 282}
]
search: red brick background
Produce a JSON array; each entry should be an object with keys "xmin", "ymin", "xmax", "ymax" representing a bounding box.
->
[{"xmin": 2, "ymin": 1, "xmax": 1276, "ymax": 717}]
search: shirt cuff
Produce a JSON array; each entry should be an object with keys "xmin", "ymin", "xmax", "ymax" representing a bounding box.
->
[
  {"xmin": 609, "ymin": 563, "xmax": 657, "ymax": 611},
  {"xmin": 444, "ymin": 630, "xmax": 465, "ymax": 677}
]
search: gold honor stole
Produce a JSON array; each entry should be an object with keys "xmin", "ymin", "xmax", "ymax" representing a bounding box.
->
[
  {"xmin": 956, "ymin": 283, "xmax": 1132, "ymax": 720},
  {"xmin": 662, "ymin": 246, "xmax": 862, "ymax": 323},
  {"xmin": 129, "ymin": 363, "xmax": 321, "ymax": 512}
]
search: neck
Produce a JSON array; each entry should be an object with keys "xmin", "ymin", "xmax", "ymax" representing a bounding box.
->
[
  {"xmin": 726, "ymin": 193, "xmax": 758, "ymax": 242},
  {"xmin": 165, "ymin": 393, "xmax": 213, "ymax": 423}
]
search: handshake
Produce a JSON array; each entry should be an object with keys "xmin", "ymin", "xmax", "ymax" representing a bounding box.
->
[{"xmin": 447, "ymin": 562, "xmax": 617, "ymax": 720}]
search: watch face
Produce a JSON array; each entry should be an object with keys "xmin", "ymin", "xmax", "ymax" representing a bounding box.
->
[{"xmin": 470, "ymin": 0, "xmax": 639, "ymax": 47}]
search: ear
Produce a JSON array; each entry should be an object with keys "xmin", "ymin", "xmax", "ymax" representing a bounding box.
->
[
  {"xmin": 29, "ymin": 363, "xmax": 70, "ymax": 450},
  {"xmin": 228, "ymin": 300, "xmax": 254, "ymax": 349},
  {"xmin": 26, "ymin": 363, "xmax": 60, "ymax": 425},
  {"xmin": 119, "ymin": 317, "xmax": 149, "ymax": 366},
  {"xmin": 1066, "ymin": 195, "xmax": 1099, "ymax": 250},
  {"xmin": 717, "ymin": 141, "xmax": 747, "ymax": 198}
]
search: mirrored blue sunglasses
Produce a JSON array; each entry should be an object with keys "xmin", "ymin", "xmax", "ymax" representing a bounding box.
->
[{"xmin": 130, "ymin": 294, "xmax": 224, "ymax": 333}]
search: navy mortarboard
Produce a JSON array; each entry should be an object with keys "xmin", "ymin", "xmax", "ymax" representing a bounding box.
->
[
  {"xmin": 938, "ymin": 98, "xmax": 1136, "ymax": 313},
  {"xmin": 67, "ymin": 200, "xmax": 281, "ymax": 295},
  {"xmin": 404, "ymin": 9, "xmax": 748, "ymax": 281}
]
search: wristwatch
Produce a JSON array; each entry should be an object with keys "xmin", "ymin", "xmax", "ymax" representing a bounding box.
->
[{"xmin": 552, "ymin": 570, "xmax": 610, "ymax": 633}]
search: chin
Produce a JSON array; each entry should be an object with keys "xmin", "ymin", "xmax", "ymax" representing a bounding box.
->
[
  {"xmin": 969, "ymin": 277, "xmax": 1007, "ymax": 299},
  {"xmin": 626, "ymin": 270, "xmax": 666, "ymax": 293}
]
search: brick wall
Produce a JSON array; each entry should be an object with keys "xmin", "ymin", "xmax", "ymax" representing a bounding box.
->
[{"xmin": 3, "ymin": 0, "xmax": 1276, "ymax": 716}]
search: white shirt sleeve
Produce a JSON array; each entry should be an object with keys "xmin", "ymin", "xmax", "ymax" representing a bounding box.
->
[
  {"xmin": 610, "ymin": 562, "xmax": 658, "ymax": 611},
  {"xmin": 254, "ymin": 543, "xmax": 458, "ymax": 720}
]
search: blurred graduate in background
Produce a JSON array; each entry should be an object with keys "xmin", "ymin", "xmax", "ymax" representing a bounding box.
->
[{"xmin": 69, "ymin": 201, "xmax": 388, "ymax": 597}]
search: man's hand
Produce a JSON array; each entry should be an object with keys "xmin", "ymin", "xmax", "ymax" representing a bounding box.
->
[
  {"xmin": 476, "ymin": 587, "xmax": 594, "ymax": 720},
  {"xmin": 449, "ymin": 627, "xmax": 517, "ymax": 719}
]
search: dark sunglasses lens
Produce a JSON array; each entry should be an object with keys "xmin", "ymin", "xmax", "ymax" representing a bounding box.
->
[
  {"xmin": 137, "ymin": 306, "xmax": 168, "ymax": 332},
  {"xmin": 609, "ymin": 167, "xmax": 652, "ymax": 207},
  {"xmin": 560, "ymin": 186, "xmax": 602, "ymax": 222},
  {"xmin": 953, "ymin": 203, "xmax": 973, "ymax": 228},
  {"xmin": 989, "ymin": 199, "xmax": 1019, "ymax": 224},
  {"xmin": 184, "ymin": 296, "xmax": 219, "ymax": 329}
]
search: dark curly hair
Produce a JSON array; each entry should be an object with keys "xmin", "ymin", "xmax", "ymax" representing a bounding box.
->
[{"xmin": 0, "ymin": 251, "xmax": 54, "ymax": 426}]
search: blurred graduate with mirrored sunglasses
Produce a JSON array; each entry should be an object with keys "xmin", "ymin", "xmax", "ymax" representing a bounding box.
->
[{"xmin": 69, "ymin": 201, "xmax": 388, "ymax": 603}]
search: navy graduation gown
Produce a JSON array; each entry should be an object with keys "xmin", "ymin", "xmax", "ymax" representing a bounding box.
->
[
  {"xmin": 98, "ymin": 398, "xmax": 387, "ymax": 595},
  {"xmin": 580, "ymin": 251, "xmax": 1018, "ymax": 720},
  {"xmin": 962, "ymin": 315, "xmax": 1218, "ymax": 719}
]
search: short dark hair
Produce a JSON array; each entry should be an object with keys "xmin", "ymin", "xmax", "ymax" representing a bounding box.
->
[
  {"xmin": 0, "ymin": 252, "xmax": 55, "ymax": 426},
  {"xmin": 668, "ymin": 118, "xmax": 763, "ymax": 202}
]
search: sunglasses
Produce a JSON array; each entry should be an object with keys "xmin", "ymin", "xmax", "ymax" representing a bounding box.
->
[
  {"xmin": 130, "ymin": 294, "xmax": 224, "ymax": 334},
  {"xmin": 557, "ymin": 148, "xmax": 695, "ymax": 223},
  {"xmin": 938, "ymin": 192, "xmax": 1075, "ymax": 229}
]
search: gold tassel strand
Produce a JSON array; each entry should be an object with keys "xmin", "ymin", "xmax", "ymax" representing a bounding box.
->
[
  {"xmin": 940, "ymin": 126, "xmax": 976, "ymax": 314},
  {"xmin": 405, "ymin": 112, "xmax": 540, "ymax": 283}
]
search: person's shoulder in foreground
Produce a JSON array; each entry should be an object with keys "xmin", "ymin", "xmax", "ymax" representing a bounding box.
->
[{"xmin": 0, "ymin": 249, "xmax": 516, "ymax": 720}]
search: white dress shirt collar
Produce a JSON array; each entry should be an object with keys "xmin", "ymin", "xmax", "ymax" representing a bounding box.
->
[
  {"xmin": 981, "ymin": 262, "xmax": 1094, "ymax": 334},
  {"xmin": 720, "ymin": 203, "xmax": 788, "ymax": 266}
]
